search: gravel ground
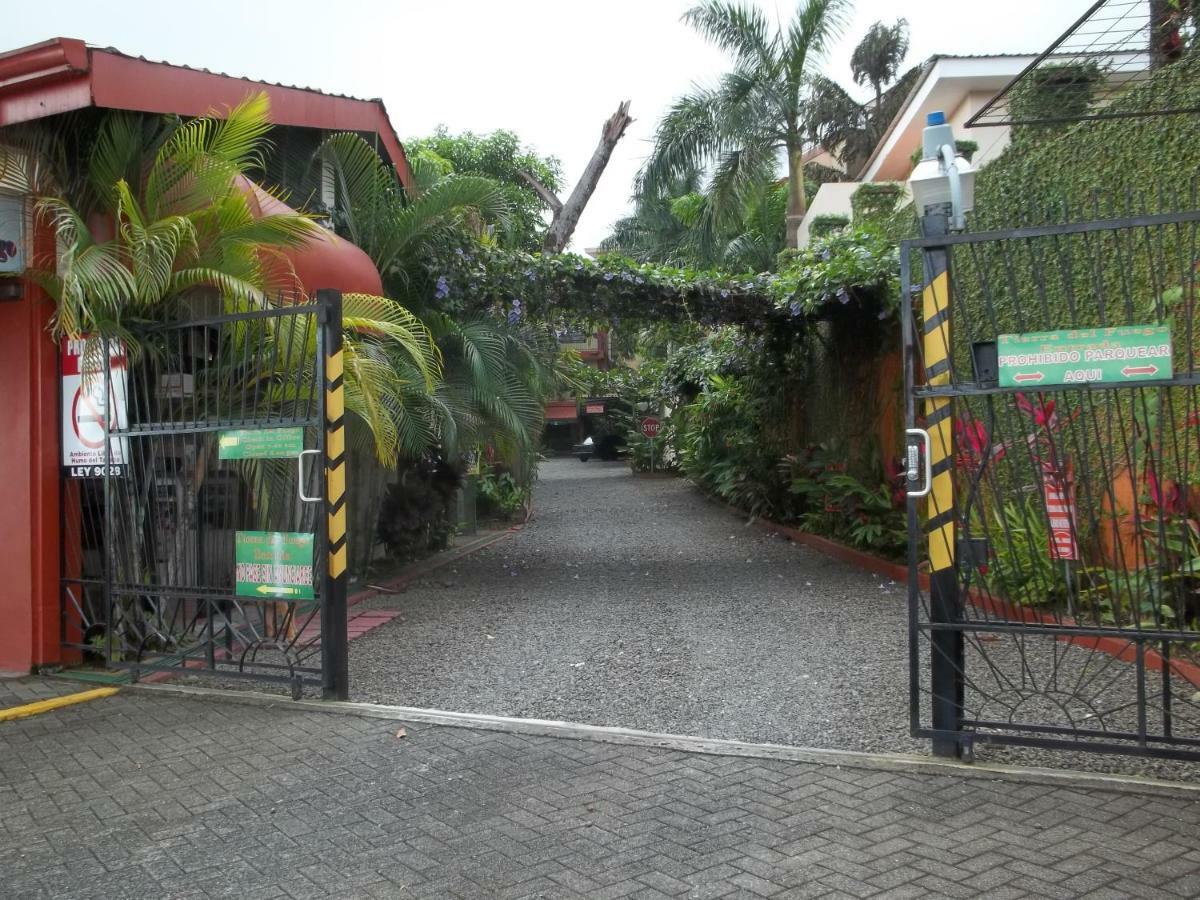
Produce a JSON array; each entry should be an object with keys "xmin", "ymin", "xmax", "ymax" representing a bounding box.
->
[{"xmin": 353, "ymin": 458, "xmax": 1200, "ymax": 782}]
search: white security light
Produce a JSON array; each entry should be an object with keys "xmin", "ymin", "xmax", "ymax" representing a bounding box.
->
[{"xmin": 908, "ymin": 111, "xmax": 976, "ymax": 231}]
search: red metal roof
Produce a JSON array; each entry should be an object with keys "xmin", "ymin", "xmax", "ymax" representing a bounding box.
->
[{"xmin": 0, "ymin": 38, "xmax": 412, "ymax": 186}]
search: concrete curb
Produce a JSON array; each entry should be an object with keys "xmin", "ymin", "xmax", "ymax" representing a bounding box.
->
[{"xmin": 117, "ymin": 680, "xmax": 1200, "ymax": 800}]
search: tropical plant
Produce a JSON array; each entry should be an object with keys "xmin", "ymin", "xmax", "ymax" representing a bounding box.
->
[
  {"xmin": 315, "ymin": 130, "xmax": 571, "ymax": 477},
  {"xmin": 315, "ymin": 131, "xmax": 513, "ymax": 298},
  {"xmin": 477, "ymin": 468, "xmax": 529, "ymax": 520},
  {"xmin": 643, "ymin": 0, "xmax": 850, "ymax": 248},
  {"xmin": 808, "ymin": 19, "xmax": 919, "ymax": 178},
  {"xmin": 2, "ymin": 95, "xmax": 443, "ymax": 466},
  {"xmin": 4, "ymin": 94, "xmax": 317, "ymax": 346},
  {"xmin": 677, "ymin": 373, "xmax": 777, "ymax": 518},
  {"xmin": 808, "ymin": 213, "xmax": 850, "ymax": 237}
]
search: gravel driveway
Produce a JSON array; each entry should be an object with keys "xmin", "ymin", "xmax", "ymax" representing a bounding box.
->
[{"xmin": 354, "ymin": 458, "xmax": 1200, "ymax": 781}]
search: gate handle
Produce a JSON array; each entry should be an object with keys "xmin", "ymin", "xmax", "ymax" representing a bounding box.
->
[
  {"xmin": 298, "ymin": 449, "xmax": 322, "ymax": 503},
  {"xmin": 905, "ymin": 428, "xmax": 933, "ymax": 498}
]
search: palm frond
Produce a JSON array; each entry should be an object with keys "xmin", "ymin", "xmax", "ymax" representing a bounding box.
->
[
  {"xmin": 641, "ymin": 88, "xmax": 724, "ymax": 199},
  {"xmin": 784, "ymin": 0, "xmax": 850, "ymax": 97},
  {"xmin": 683, "ymin": 1, "xmax": 778, "ymax": 69},
  {"xmin": 374, "ymin": 175, "xmax": 512, "ymax": 274}
]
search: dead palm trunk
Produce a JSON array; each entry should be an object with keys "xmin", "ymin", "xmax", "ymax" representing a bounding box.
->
[{"xmin": 521, "ymin": 102, "xmax": 633, "ymax": 254}]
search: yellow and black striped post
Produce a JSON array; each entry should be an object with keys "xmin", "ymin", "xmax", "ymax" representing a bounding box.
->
[
  {"xmin": 317, "ymin": 289, "xmax": 349, "ymax": 700},
  {"xmin": 918, "ymin": 215, "xmax": 964, "ymax": 758}
]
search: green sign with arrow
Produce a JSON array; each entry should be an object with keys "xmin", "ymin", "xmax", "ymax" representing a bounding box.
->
[
  {"xmin": 235, "ymin": 531, "xmax": 315, "ymax": 600},
  {"xmin": 998, "ymin": 325, "xmax": 1172, "ymax": 388},
  {"xmin": 219, "ymin": 427, "xmax": 304, "ymax": 460}
]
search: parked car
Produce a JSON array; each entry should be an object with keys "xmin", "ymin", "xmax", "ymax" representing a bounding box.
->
[{"xmin": 573, "ymin": 434, "xmax": 627, "ymax": 462}]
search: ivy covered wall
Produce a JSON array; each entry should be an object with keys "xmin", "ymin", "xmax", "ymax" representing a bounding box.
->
[{"xmin": 976, "ymin": 53, "xmax": 1200, "ymax": 227}]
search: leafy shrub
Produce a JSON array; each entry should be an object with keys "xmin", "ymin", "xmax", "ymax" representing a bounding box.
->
[
  {"xmin": 784, "ymin": 443, "xmax": 907, "ymax": 558},
  {"xmin": 377, "ymin": 456, "xmax": 462, "ymax": 561},
  {"xmin": 850, "ymin": 182, "xmax": 903, "ymax": 221},
  {"xmin": 477, "ymin": 469, "xmax": 528, "ymax": 521},
  {"xmin": 809, "ymin": 214, "xmax": 850, "ymax": 238},
  {"xmin": 772, "ymin": 226, "xmax": 899, "ymax": 319},
  {"xmin": 626, "ymin": 420, "xmax": 677, "ymax": 474},
  {"xmin": 677, "ymin": 374, "xmax": 778, "ymax": 520},
  {"xmin": 908, "ymin": 139, "xmax": 979, "ymax": 168}
]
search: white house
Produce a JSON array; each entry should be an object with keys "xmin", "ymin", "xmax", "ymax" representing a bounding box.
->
[{"xmin": 798, "ymin": 54, "xmax": 1038, "ymax": 245}]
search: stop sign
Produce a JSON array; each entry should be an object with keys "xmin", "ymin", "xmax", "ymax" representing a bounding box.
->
[{"xmin": 640, "ymin": 417, "xmax": 661, "ymax": 439}]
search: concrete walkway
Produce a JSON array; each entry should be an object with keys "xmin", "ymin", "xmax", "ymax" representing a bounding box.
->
[{"xmin": 2, "ymin": 686, "xmax": 1200, "ymax": 899}]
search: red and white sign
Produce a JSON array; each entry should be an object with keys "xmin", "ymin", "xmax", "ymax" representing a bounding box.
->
[
  {"xmin": 585, "ymin": 401, "xmax": 605, "ymax": 415},
  {"xmin": 640, "ymin": 417, "xmax": 661, "ymax": 439},
  {"xmin": 1042, "ymin": 463, "xmax": 1077, "ymax": 561},
  {"xmin": 61, "ymin": 337, "xmax": 129, "ymax": 477}
]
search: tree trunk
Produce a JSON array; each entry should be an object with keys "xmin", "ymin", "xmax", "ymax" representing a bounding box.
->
[
  {"xmin": 527, "ymin": 101, "xmax": 632, "ymax": 254},
  {"xmin": 1149, "ymin": 0, "xmax": 1181, "ymax": 69},
  {"xmin": 785, "ymin": 144, "xmax": 807, "ymax": 249}
]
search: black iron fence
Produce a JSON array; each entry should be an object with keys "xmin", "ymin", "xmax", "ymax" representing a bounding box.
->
[
  {"xmin": 903, "ymin": 205, "xmax": 1200, "ymax": 760},
  {"xmin": 60, "ymin": 296, "xmax": 346, "ymax": 697}
]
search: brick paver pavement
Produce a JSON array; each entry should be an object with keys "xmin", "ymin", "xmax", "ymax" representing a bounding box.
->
[
  {"xmin": 2, "ymin": 687, "xmax": 1199, "ymax": 899},
  {"xmin": 0, "ymin": 675, "xmax": 99, "ymax": 708}
]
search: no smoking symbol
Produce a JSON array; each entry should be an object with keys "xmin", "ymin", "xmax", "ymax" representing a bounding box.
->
[{"xmin": 71, "ymin": 384, "xmax": 110, "ymax": 450}]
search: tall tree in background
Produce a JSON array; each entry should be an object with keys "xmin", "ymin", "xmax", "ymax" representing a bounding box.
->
[
  {"xmin": 403, "ymin": 128, "xmax": 562, "ymax": 252},
  {"xmin": 809, "ymin": 18, "xmax": 917, "ymax": 178},
  {"xmin": 642, "ymin": 0, "xmax": 849, "ymax": 249},
  {"xmin": 850, "ymin": 18, "xmax": 909, "ymax": 111}
]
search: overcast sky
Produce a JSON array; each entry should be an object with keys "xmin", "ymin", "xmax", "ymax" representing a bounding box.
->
[{"xmin": 9, "ymin": 1, "xmax": 1085, "ymax": 250}]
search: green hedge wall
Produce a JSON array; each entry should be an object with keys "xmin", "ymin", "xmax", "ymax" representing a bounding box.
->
[
  {"xmin": 975, "ymin": 53, "xmax": 1200, "ymax": 230},
  {"xmin": 951, "ymin": 53, "xmax": 1200, "ymax": 556},
  {"xmin": 964, "ymin": 52, "xmax": 1200, "ymax": 341}
]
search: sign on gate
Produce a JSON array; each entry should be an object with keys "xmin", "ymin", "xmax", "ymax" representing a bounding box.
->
[
  {"xmin": 0, "ymin": 194, "xmax": 24, "ymax": 273},
  {"xmin": 219, "ymin": 428, "xmax": 304, "ymax": 460},
  {"xmin": 1042, "ymin": 464, "xmax": 1078, "ymax": 561},
  {"xmin": 235, "ymin": 531, "xmax": 315, "ymax": 600},
  {"xmin": 998, "ymin": 325, "xmax": 1172, "ymax": 387},
  {"xmin": 61, "ymin": 337, "xmax": 129, "ymax": 477}
]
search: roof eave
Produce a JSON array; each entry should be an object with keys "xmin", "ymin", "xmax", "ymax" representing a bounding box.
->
[{"xmin": 0, "ymin": 38, "xmax": 412, "ymax": 186}]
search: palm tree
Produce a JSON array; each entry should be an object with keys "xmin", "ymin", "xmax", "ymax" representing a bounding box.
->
[
  {"xmin": 642, "ymin": 0, "xmax": 849, "ymax": 249},
  {"xmin": 315, "ymin": 131, "xmax": 567, "ymax": 473},
  {"xmin": 315, "ymin": 131, "xmax": 512, "ymax": 292},
  {"xmin": 808, "ymin": 19, "xmax": 918, "ymax": 178},
  {"xmin": 850, "ymin": 19, "xmax": 909, "ymax": 112},
  {"xmin": 1, "ymin": 95, "xmax": 441, "ymax": 466}
]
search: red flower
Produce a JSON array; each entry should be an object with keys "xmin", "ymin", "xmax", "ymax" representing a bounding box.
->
[
  {"xmin": 956, "ymin": 416, "xmax": 989, "ymax": 455},
  {"xmin": 1015, "ymin": 392, "xmax": 1055, "ymax": 427}
]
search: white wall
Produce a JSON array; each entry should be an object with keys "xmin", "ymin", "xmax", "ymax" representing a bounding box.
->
[
  {"xmin": 948, "ymin": 91, "xmax": 1011, "ymax": 170},
  {"xmin": 797, "ymin": 181, "xmax": 914, "ymax": 247},
  {"xmin": 797, "ymin": 183, "xmax": 859, "ymax": 247}
]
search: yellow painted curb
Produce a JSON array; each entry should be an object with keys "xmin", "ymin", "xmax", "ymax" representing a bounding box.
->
[{"xmin": 0, "ymin": 686, "xmax": 119, "ymax": 722}]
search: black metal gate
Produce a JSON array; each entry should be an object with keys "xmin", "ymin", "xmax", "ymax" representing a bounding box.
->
[
  {"xmin": 903, "ymin": 206, "xmax": 1200, "ymax": 761},
  {"xmin": 59, "ymin": 291, "xmax": 349, "ymax": 699}
]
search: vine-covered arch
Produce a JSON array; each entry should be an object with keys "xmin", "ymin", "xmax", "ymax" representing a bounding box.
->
[{"xmin": 426, "ymin": 227, "xmax": 900, "ymax": 332}]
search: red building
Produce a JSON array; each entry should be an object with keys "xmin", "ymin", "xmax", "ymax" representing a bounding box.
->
[{"xmin": 0, "ymin": 38, "xmax": 407, "ymax": 673}]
